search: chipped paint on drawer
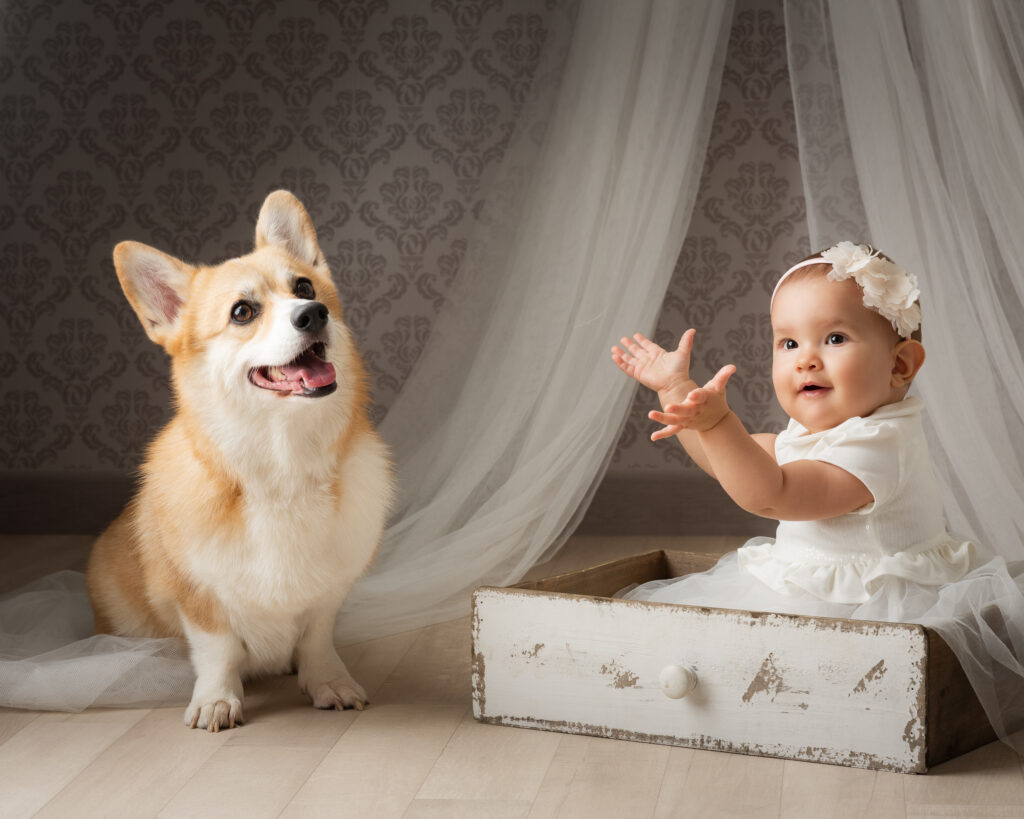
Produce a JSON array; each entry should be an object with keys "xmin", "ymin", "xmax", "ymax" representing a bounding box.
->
[{"xmin": 471, "ymin": 586, "xmax": 928, "ymax": 773}]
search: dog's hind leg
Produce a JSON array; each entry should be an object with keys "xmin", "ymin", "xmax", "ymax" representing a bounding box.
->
[{"xmin": 295, "ymin": 603, "xmax": 367, "ymax": 711}]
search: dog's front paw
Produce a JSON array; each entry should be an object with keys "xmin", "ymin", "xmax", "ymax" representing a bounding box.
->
[
  {"xmin": 185, "ymin": 696, "xmax": 244, "ymax": 732},
  {"xmin": 308, "ymin": 676, "xmax": 368, "ymax": 711}
]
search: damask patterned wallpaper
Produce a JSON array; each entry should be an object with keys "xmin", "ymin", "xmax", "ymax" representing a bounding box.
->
[
  {"xmin": 0, "ymin": 0, "xmax": 555, "ymax": 472},
  {"xmin": 0, "ymin": 0, "xmax": 807, "ymax": 491},
  {"xmin": 610, "ymin": 0, "xmax": 809, "ymax": 474}
]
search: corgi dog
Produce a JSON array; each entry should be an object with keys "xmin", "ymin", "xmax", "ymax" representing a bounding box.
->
[{"xmin": 87, "ymin": 190, "xmax": 393, "ymax": 731}]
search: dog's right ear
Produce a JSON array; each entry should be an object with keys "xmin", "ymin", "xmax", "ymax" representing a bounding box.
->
[{"xmin": 113, "ymin": 241, "xmax": 195, "ymax": 348}]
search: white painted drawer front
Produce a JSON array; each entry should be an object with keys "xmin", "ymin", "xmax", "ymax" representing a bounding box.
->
[{"xmin": 472, "ymin": 589, "xmax": 927, "ymax": 773}]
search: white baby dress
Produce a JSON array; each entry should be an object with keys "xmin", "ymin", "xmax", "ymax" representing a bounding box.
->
[
  {"xmin": 624, "ymin": 396, "xmax": 1024, "ymax": 747},
  {"xmin": 626, "ymin": 397, "xmax": 982, "ymax": 617}
]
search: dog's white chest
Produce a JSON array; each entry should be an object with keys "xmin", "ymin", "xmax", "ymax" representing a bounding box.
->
[
  {"xmin": 202, "ymin": 491, "xmax": 349, "ymax": 613},
  {"xmin": 186, "ymin": 435, "xmax": 389, "ymax": 621}
]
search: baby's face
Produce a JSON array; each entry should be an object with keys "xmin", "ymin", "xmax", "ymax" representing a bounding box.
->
[{"xmin": 771, "ymin": 272, "xmax": 904, "ymax": 433}]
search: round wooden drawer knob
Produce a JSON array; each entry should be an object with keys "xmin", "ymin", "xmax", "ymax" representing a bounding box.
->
[{"xmin": 659, "ymin": 664, "xmax": 697, "ymax": 699}]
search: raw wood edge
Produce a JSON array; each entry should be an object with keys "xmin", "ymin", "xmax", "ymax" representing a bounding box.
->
[
  {"xmin": 510, "ymin": 550, "xmax": 721, "ymax": 597},
  {"xmin": 924, "ymin": 627, "xmax": 997, "ymax": 768},
  {"xmin": 510, "ymin": 550, "xmax": 668, "ymax": 596},
  {"xmin": 470, "ymin": 588, "xmax": 487, "ymax": 719}
]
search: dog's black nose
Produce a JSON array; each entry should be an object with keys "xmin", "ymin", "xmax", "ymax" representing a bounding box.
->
[{"xmin": 292, "ymin": 302, "xmax": 328, "ymax": 333}]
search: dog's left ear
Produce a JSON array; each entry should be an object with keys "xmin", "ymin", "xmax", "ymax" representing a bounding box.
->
[{"xmin": 254, "ymin": 190, "xmax": 326, "ymax": 269}]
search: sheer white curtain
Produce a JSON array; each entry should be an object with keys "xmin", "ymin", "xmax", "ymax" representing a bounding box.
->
[
  {"xmin": 786, "ymin": 0, "xmax": 1024, "ymax": 553},
  {"xmin": 338, "ymin": 0, "xmax": 735, "ymax": 642},
  {"xmin": 786, "ymin": 0, "xmax": 1024, "ymax": 749},
  {"xmin": 0, "ymin": 0, "xmax": 735, "ymax": 708}
]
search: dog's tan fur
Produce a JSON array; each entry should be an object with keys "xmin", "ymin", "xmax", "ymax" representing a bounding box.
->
[{"xmin": 87, "ymin": 191, "xmax": 393, "ymax": 730}]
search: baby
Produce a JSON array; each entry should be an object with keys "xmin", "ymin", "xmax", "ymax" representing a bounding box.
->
[{"xmin": 612, "ymin": 242, "xmax": 980, "ymax": 618}]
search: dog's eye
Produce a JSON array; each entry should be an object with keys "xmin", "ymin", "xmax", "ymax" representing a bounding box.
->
[
  {"xmin": 294, "ymin": 278, "xmax": 316, "ymax": 300},
  {"xmin": 231, "ymin": 301, "xmax": 256, "ymax": 324}
]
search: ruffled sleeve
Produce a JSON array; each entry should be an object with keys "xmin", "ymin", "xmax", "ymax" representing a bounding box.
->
[{"xmin": 775, "ymin": 407, "xmax": 910, "ymax": 513}]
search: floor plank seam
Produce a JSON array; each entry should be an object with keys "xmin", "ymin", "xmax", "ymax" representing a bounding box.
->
[
  {"xmin": 0, "ymin": 712, "xmax": 40, "ymax": 750},
  {"xmin": 648, "ymin": 745, "xmax": 676, "ymax": 818},
  {"xmin": 273, "ymin": 743, "xmax": 334, "ymax": 819},
  {"xmin": 148, "ymin": 737, "xmax": 211, "ymax": 819},
  {"xmin": 33, "ymin": 715, "xmax": 146, "ymax": 818},
  {"xmin": 407, "ymin": 708, "xmax": 473, "ymax": 809}
]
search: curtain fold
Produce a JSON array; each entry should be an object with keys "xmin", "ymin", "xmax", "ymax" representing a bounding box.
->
[
  {"xmin": 786, "ymin": 0, "xmax": 1024, "ymax": 554},
  {"xmin": 338, "ymin": 0, "xmax": 735, "ymax": 642},
  {"xmin": 786, "ymin": 0, "xmax": 1024, "ymax": 751}
]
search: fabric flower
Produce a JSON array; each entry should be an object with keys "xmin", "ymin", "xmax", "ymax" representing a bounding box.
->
[{"xmin": 821, "ymin": 242, "xmax": 921, "ymax": 337}]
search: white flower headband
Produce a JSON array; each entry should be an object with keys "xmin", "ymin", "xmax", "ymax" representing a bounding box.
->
[{"xmin": 771, "ymin": 241, "xmax": 922, "ymax": 338}]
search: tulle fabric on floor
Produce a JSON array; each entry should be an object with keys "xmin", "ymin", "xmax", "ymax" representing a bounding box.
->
[
  {"xmin": 0, "ymin": 572, "xmax": 193, "ymax": 711},
  {"xmin": 623, "ymin": 548, "xmax": 1024, "ymax": 749}
]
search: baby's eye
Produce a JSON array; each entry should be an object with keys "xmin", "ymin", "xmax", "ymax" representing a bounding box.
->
[
  {"xmin": 781, "ymin": 339, "xmax": 798, "ymax": 351},
  {"xmin": 826, "ymin": 333, "xmax": 847, "ymax": 345}
]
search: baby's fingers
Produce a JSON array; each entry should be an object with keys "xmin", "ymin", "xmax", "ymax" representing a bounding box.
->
[
  {"xmin": 649, "ymin": 398, "xmax": 700, "ymax": 425},
  {"xmin": 677, "ymin": 328, "xmax": 696, "ymax": 357},
  {"xmin": 664, "ymin": 387, "xmax": 708, "ymax": 411},
  {"xmin": 651, "ymin": 424, "xmax": 682, "ymax": 442},
  {"xmin": 648, "ymin": 409, "xmax": 682, "ymax": 425},
  {"xmin": 706, "ymin": 364, "xmax": 736, "ymax": 392},
  {"xmin": 619, "ymin": 335, "xmax": 646, "ymax": 357},
  {"xmin": 611, "ymin": 345, "xmax": 640, "ymax": 377},
  {"xmin": 633, "ymin": 333, "xmax": 663, "ymax": 355}
]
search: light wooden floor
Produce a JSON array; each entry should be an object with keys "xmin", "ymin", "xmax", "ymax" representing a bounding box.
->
[{"xmin": 2, "ymin": 534, "xmax": 1024, "ymax": 818}]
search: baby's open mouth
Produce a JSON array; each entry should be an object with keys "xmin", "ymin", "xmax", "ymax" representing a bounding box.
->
[
  {"xmin": 799, "ymin": 383, "xmax": 830, "ymax": 395},
  {"xmin": 249, "ymin": 342, "xmax": 337, "ymax": 397}
]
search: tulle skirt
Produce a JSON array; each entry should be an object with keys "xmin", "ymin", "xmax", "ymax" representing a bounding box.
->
[{"xmin": 622, "ymin": 548, "xmax": 1024, "ymax": 752}]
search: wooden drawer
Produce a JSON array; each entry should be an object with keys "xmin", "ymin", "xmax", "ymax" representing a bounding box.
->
[{"xmin": 471, "ymin": 550, "xmax": 996, "ymax": 774}]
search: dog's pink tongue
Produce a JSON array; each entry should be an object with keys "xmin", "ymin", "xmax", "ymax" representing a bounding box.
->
[{"xmin": 282, "ymin": 350, "xmax": 336, "ymax": 389}]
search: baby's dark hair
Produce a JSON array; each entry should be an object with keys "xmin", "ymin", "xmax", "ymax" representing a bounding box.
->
[{"xmin": 788, "ymin": 246, "xmax": 923, "ymax": 343}]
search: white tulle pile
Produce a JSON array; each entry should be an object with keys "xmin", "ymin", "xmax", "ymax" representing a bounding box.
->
[
  {"xmin": 625, "ymin": 549, "xmax": 1024, "ymax": 749},
  {"xmin": 0, "ymin": 572, "xmax": 193, "ymax": 710}
]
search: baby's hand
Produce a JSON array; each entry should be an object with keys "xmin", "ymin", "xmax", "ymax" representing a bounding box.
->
[
  {"xmin": 649, "ymin": 364, "xmax": 736, "ymax": 440},
  {"xmin": 611, "ymin": 329, "xmax": 697, "ymax": 397}
]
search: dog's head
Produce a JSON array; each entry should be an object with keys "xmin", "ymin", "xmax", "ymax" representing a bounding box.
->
[{"xmin": 115, "ymin": 191, "xmax": 360, "ymax": 416}]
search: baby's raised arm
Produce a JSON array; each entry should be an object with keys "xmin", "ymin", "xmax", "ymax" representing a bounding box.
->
[
  {"xmin": 611, "ymin": 330, "xmax": 717, "ymax": 475},
  {"xmin": 653, "ymin": 380, "xmax": 872, "ymax": 521},
  {"xmin": 614, "ymin": 329, "xmax": 872, "ymax": 521}
]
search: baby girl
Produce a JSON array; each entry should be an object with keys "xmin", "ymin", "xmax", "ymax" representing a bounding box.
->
[{"xmin": 612, "ymin": 242, "xmax": 983, "ymax": 619}]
